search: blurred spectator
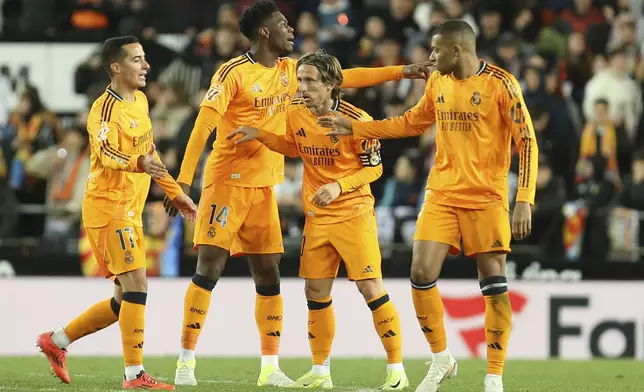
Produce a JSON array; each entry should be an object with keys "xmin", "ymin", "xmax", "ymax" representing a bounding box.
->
[
  {"xmin": 477, "ymin": 6, "xmax": 503, "ymax": 56},
  {"xmin": 562, "ymin": 31, "xmax": 594, "ymax": 107},
  {"xmin": 558, "ymin": 0, "xmax": 605, "ymax": 34},
  {"xmin": 583, "ymin": 47, "xmax": 642, "ymax": 142},
  {"xmin": 378, "ymin": 149, "xmax": 421, "ymax": 208},
  {"xmin": 617, "ymin": 147, "xmax": 644, "ymax": 211},
  {"xmin": 150, "ymin": 81, "xmax": 192, "ymax": 141},
  {"xmin": 526, "ymin": 155, "xmax": 566, "ymax": 258},
  {"xmin": 275, "ymin": 158, "xmax": 303, "ymax": 238},
  {"xmin": 25, "ymin": 119, "xmax": 89, "ymax": 251},
  {"xmin": 579, "ymin": 98, "xmax": 619, "ymax": 178},
  {"xmin": 318, "ymin": 0, "xmax": 357, "ymax": 66}
]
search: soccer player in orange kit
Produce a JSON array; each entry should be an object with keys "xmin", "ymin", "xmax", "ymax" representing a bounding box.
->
[
  {"xmin": 227, "ymin": 50, "xmax": 409, "ymax": 390},
  {"xmin": 36, "ymin": 36, "xmax": 197, "ymax": 390},
  {"xmin": 163, "ymin": 0, "xmax": 432, "ymax": 387},
  {"xmin": 319, "ymin": 20, "xmax": 538, "ymax": 392}
]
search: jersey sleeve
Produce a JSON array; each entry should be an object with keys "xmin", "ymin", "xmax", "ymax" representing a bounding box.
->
[
  {"xmin": 200, "ymin": 66, "xmax": 239, "ymax": 116},
  {"xmin": 499, "ymin": 74, "xmax": 539, "ymax": 205},
  {"xmin": 176, "ymin": 106, "xmax": 221, "ymax": 185},
  {"xmin": 352, "ymin": 79, "xmax": 436, "ymax": 139},
  {"xmin": 257, "ymin": 122, "xmax": 299, "ymax": 158},
  {"xmin": 340, "ymin": 66, "xmax": 404, "ymax": 88},
  {"xmin": 152, "ymin": 150, "xmax": 184, "ymax": 200},
  {"xmin": 336, "ymin": 138, "xmax": 383, "ymax": 194},
  {"xmin": 87, "ymin": 108, "xmax": 142, "ymax": 172}
]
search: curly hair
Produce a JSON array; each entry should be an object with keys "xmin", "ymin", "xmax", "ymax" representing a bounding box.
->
[
  {"xmin": 297, "ymin": 49, "xmax": 344, "ymax": 100},
  {"xmin": 239, "ymin": 0, "xmax": 280, "ymax": 41}
]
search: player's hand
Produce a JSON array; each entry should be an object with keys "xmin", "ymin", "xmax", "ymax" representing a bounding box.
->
[
  {"xmin": 169, "ymin": 193, "xmax": 198, "ymax": 221},
  {"xmin": 226, "ymin": 126, "xmax": 259, "ymax": 144},
  {"xmin": 512, "ymin": 201, "xmax": 532, "ymax": 240},
  {"xmin": 312, "ymin": 182, "xmax": 342, "ymax": 207},
  {"xmin": 164, "ymin": 183, "xmax": 191, "ymax": 217},
  {"xmin": 402, "ymin": 61, "xmax": 435, "ymax": 80},
  {"xmin": 317, "ymin": 111, "xmax": 353, "ymax": 136},
  {"xmin": 138, "ymin": 143, "xmax": 167, "ymax": 179}
]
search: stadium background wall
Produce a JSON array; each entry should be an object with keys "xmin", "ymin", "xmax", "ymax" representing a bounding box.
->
[{"xmin": 1, "ymin": 278, "xmax": 642, "ymax": 359}]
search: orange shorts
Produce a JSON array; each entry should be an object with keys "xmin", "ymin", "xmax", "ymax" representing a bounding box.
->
[
  {"xmin": 194, "ymin": 183, "xmax": 284, "ymax": 255},
  {"xmin": 85, "ymin": 220, "xmax": 146, "ymax": 278},
  {"xmin": 415, "ymin": 198, "xmax": 511, "ymax": 257},
  {"xmin": 299, "ymin": 211, "xmax": 382, "ymax": 281}
]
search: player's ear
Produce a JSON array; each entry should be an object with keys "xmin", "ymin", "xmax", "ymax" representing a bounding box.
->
[
  {"xmin": 110, "ymin": 62, "xmax": 120, "ymax": 75},
  {"xmin": 258, "ymin": 26, "xmax": 270, "ymax": 40}
]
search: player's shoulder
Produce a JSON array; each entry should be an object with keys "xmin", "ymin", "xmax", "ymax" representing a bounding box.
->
[
  {"xmin": 214, "ymin": 53, "xmax": 254, "ymax": 82},
  {"xmin": 337, "ymin": 99, "xmax": 372, "ymax": 121},
  {"xmin": 480, "ymin": 62, "xmax": 520, "ymax": 86},
  {"xmin": 89, "ymin": 87, "xmax": 123, "ymax": 122}
]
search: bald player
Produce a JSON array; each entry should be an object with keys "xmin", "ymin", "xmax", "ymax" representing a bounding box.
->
[{"xmin": 319, "ymin": 20, "xmax": 538, "ymax": 392}]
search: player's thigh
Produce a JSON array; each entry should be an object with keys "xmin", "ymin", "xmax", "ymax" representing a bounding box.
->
[
  {"xmin": 414, "ymin": 198, "xmax": 461, "ymax": 254},
  {"xmin": 235, "ymin": 186, "xmax": 284, "ymax": 255},
  {"xmin": 330, "ymin": 211, "xmax": 382, "ymax": 281},
  {"xmin": 299, "ymin": 220, "xmax": 342, "ymax": 280},
  {"xmin": 86, "ymin": 221, "xmax": 147, "ymax": 278},
  {"xmin": 193, "ymin": 183, "xmax": 246, "ymax": 251},
  {"xmin": 458, "ymin": 204, "xmax": 511, "ymax": 258}
]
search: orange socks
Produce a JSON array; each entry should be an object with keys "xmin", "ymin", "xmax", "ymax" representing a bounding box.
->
[
  {"xmin": 119, "ymin": 292, "xmax": 146, "ymax": 367},
  {"xmin": 411, "ymin": 280, "xmax": 447, "ymax": 353},
  {"xmin": 181, "ymin": 274, "xmax": 216, "ymax": 351},
  {"xmin": 63, "ymin": 297, "xmax": 120, "ymax": 343},
  {"xmin": 307, "ymin": 297, "xmax": 335, "ymax": 365},
  {"xmin": 481, "ymin": 276, "xmax": 511, "ymax": 376},
  {"xmin": 368, "ymin": 292, "xmax": 403, "ymax": 364},
  {"xmin": 255, "ymin": 284, "xmax": 283, "ymax": 357}
]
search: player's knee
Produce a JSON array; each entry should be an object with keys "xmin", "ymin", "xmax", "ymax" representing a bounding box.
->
[
  {"xmin": 356, "ymin": 278, "xmax": 384, "ymax": 301},
  {"xmin": 196, "ymin": 248, "xmax": 227, "ymax": 281},
  {"xmin": 410, "ymin": 261, "xmax": 438, "ymax": 284},
  {"xmin": 304, "ymin": 280, "xmax": 332, "ymax": 300},
  {"xmin": 249, "ymin": 255, "xmax": 281, "ymax": 286},
  {"xmin": 116, "ymin": 268, "xmax": 148, "ymax": 293},
  {"xmin": 476, "ymin": 252, "xmax": 506, "ymax": 278}
]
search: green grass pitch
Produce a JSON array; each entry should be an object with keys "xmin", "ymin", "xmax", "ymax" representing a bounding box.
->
[{"xmin": 0, "ymin": 357, "xmax": 641, "ymax": 391}]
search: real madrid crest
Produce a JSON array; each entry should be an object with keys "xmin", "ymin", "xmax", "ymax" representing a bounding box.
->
[
  {"xmin": 207, "ymin": 226, "xmax": 216, "ymax": 239},
  {"xmin": 369, "ymin": 151, "xmax": 381, "ymax": 166},
  {"xmin": 280, "ymin": 72, "xmax": 289, "ymax": 87},
  {"xmin": 329, "ymin": 134, "xmax": 339, "ymax": 143},
  {"xmin": 124, "ymin": 251, "xmax": 134, "ymax": 264},
  {"xmin": 470, "ymin": 91, "xmax": 481, "ymax": 106}
]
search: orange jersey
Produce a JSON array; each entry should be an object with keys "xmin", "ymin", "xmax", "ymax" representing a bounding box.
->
[
  {"xmin": 83, "ymin": 87, "xmax": 182, "ymax": 228},
  {"xmin": 352, "ymin": 61, "xmax": 539, "ymax": 210},
  {"xmin": 178, "ymin": 52, "xmax": 404, "ymax": 188},
  {"xmin": 258, "ymin": 99, "xmax": 382, "ymax": 224}
]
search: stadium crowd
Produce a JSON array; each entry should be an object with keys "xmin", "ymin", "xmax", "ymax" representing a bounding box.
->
[{"xmin": 1, "ymin": 0, "xmax": 644, "ymax": 265}]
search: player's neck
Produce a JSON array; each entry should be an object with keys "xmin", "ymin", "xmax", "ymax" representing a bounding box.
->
[
  {"xmin": 249, "ymin": 43, "xmax": 278, "ymax": 68},
  {"xmin": 310, "ymin": 98, "xmax": 334, "ymax": 117},
  {"xmin": 453, "ymin": 54, "xmax": 481, "ymax": 80},
  {"xmin": 110, "ymin": 80, "xmax": 137, "ymax": 102}
]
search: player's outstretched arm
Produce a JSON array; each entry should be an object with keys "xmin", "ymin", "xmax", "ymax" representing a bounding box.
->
[
  {"xmin": 318, "ymin": 86, "xmax": 436, "ymax": 139},
  {"xmin": 176, "ymin": 106, "xmax": 221, "ymax": 187},
  {"xmin": 226, "ymin": 126, "xmax": 300, "ymax": 158},
  {"xmin": 340, "ymin": 62, "xmax": 433, "ymax": 88}
]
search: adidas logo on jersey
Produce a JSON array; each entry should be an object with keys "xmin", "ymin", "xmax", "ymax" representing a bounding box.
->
[
  {"xmin": 250, "ymin": 83, "xmax": 263, "ymax": 93},
  {"xmin": 296, "ymin": 128, "xmax": 307, "ymax": 137},
  {"xmin": 436, "ymin": 94, "xmax": 445, "ymax": 104}
]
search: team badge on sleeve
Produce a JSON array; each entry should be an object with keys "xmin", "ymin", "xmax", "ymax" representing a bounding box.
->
[
  {"xmin": 369, "ymin": 150, "xmax": 381, "ymax": 166},
  {"xmin": 206, "ymin": 83, "xmax": 224, "ymax": 101},
  {"xmin": 97, "ymin": 121, "xmax": 109, "ymax": 141}
]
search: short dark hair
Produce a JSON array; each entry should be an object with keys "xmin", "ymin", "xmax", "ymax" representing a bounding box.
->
[
  {"xmin": 239, "ymin": 0, "xmax": 280, "ymax": 41},
  {"xmin": 433, "ymin": 19, "xmax": 476, "ymax": 49},
  {"xmin": 297, "ymin": 49, "xmax": 344, "ymax": 100},
  {"xmin": 100, "ymin": 36, "xmax": 139, "ymax": 76}
]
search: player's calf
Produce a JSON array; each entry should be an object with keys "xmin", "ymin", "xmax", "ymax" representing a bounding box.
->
[{"xmin": 358, "ymin": 279, "xmax": 408, "ymax": 389}]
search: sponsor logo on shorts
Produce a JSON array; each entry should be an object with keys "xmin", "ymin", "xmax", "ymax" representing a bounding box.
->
[
  {"xmin": 207, "ymin": 227, "xmax": 216, "ymax": 239},
  {"xmin": 124, "ymin": 251, "xmax": 134, "ymax": 264}
]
